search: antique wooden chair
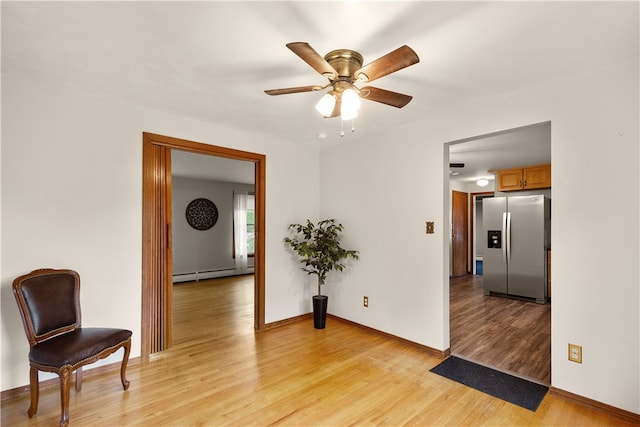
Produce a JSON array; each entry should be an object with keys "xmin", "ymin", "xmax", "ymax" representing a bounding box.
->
[{"xmin": 12, "ymin": 268, "xmax": 132, "ymax": 427}]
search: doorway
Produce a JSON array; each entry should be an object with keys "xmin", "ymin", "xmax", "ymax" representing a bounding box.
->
[
  {"xmin": 171, "ymin": 150, "xmax": 256, "ymax": 342},
  {"xmin": 446, "ymin": 122, "xmax": 551, "ymax": 383},
  {"xmin": 141, "ymin": 133, "xmax": 266, "ymax": 361}
]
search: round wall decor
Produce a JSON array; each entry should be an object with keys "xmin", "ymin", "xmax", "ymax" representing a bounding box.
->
[{"xmin": 185, "ymin": 198, "xmax": 218, "ymax": 230}]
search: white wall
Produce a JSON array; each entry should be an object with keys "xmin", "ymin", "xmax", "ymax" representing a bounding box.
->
[
  {"xmin": 320, "ymin": 58, "xmax": 639, "ymax": 413},
  {"xmin": 1, "ymin": 75, "xmax": 320, "ymax": 390},
  {"xmin": 2, "ymin": 22, "xmax": 638, "ymax": 420},
  {"xmin": 172, "ymin": 177, "xmax": 255, "ymax": 278}
]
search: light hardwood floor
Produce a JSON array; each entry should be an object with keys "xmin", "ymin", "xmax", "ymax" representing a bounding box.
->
[
  {"xmin": 450, "ymin": 275, "xmax": 551, "ymax": 384},
  {"xmin": 1, "ymin": 275, "xmax": 629, "ymax": 426}
]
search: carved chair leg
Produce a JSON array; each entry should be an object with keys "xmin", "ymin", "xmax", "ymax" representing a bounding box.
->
[
  {"xmin": 75, "ymin": 367, "xmax": 83, "ymax": 392},
  {"xmin": 120, "ymin": 339, "xmax": 131, "ymax": 390},
  {"xmin": 27, "ymin": 366, "xmax": 39, "ymax": 417},
  {"xmin": 59, "ymin": 367, "xmax": 72, "ymax": 427}
]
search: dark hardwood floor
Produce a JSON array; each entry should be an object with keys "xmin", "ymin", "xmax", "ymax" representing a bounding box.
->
[{"xmin": 450, "ymin": 274, "xmax": 551, "ymax": 384}]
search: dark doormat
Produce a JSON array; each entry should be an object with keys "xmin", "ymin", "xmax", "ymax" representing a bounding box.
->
[{"xmin": 430, "ymin": 356, "xmax": 548, "ymax": 411}]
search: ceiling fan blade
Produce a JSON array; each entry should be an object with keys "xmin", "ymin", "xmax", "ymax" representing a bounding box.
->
[
  {"xmin": 286, "ymin": 42, "xmax": 338, "ymax": 79},
  {"xmin": 354, "ymin": 45, "xmax": 419, "ymax": 83},
  {"xmin": 359, "ymin": 86, "xmax": 413, "ymax": 108},
  {"xmin": 264, "ymin": 85, "xmax": 323, "ymax": 96}
]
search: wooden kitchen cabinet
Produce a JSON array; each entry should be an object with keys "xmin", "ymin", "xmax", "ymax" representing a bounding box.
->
[
  {"xmin": 496, "ymin": 168, "xmax": 525, "ymax": 191},
  {"xmin": 495, "ymin": 164, "xmax": 551, "ymax": 191}
]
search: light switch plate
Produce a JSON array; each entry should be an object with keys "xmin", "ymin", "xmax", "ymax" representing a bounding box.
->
[{"xmin": 426, "ymin": 221, "xmax": 435, "ymax": 234}]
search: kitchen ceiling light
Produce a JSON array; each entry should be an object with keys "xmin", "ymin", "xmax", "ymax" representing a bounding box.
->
[{"xmin": 476, "ymin": 179, "xmax": 490, "ymax": 187}]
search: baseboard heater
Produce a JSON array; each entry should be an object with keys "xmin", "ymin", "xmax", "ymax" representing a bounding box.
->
[{"xmin": 173, "ymin": 267, "xmax": 254, "ymax": 283}]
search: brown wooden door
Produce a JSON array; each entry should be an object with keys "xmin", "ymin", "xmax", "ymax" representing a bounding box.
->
[
  {"xmin": 451, "ymin": 190, "xmax": 469, "ymax": 277},
  {"xmin": 142, "ymin": 139, "xmax": 173, "ymax": 355}
]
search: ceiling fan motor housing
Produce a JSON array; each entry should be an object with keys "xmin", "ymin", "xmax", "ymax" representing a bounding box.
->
[{"xmin": 324, "ymin": 49, "xmax": 363, "ymax": 81}]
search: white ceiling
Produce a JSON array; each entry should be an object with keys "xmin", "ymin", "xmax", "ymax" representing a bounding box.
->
[
  {"xmin": 448, "ymin": 121, "xmax": 551, "ymax": 184},
  {"xmin": 2, "ymin": 1, "xmax": 636, "ymax": 184}
]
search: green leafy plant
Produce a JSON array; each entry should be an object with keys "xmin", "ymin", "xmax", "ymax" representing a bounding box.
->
[{"xmin": 284, "ymin": 219, "xmax": 359, "ymax": 296}]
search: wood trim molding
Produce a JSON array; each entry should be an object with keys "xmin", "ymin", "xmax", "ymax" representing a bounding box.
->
[
  {"xmin": 263, "ymin": 313, "xmax": 313, "ymax": 330},
  {"xmin": 549, "ymin": 387, "xmax": 640, "ymax": 424}
]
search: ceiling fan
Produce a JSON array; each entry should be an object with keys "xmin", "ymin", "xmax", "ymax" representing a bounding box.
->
[{"xmin": 265, "ymin": 42, "xmax": 419, "ymax": 119}]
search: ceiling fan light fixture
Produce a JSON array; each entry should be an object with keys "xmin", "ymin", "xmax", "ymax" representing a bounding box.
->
[
  {"xmin": 340, "ymin": 88, "xmax": 360, "ymax": 120},
  {"xmin": 315, "ymin": 92, "xmax": 337, "ymax": 117},
  {"xmin": 266, "ymin": 42, "xmax": 420, "ymax": 123}
]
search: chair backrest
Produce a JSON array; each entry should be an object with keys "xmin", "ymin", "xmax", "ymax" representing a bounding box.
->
[{"xmin": 13, "ymin": 269, "xmax": 82, "ymax": 347}]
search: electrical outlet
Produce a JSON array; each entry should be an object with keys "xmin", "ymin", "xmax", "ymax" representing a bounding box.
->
[
  {"xmin": 568, "ymin": 343, "xmax": 582, "ymax": 363},
  {"xmin": 363, "ymin": 296, "xmax": 368, "ymax": 307}
]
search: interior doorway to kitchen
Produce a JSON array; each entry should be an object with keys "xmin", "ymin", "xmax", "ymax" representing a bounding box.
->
[{"xmin": 447, "ymin": 121, "xmax": 551, "ymax": 384}]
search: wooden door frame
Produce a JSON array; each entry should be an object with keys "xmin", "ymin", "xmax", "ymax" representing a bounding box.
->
[{"xmin": 142, "ymin": 132, "xmax": 266, "ymax": 361}]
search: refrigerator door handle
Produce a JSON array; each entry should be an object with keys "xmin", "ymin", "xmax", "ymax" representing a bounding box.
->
[
  {"xmin": 506, "ymin": 211, "xmax": 512, "ymax": 264},
  {"xmin": 502, "ymin": 212, "xmax": 507, "ymax": 264}
]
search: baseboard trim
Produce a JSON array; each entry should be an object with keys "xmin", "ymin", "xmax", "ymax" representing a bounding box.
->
[
  {"xmin": 264, "ymin": 313, "xmax": 449, "ymax": 359},
  {"xmin": 263, "ymin": 313, "xmax": 312, "ymax": 330},
  {"xmin": 1, "ymin": 356, "xmax": 141, "ymax": 403},
  {"xmin": 549, "ymin": 386, "xmax": 640, "ymax": 424},
  {"xmin": 329, "ymin": 314, "xmax": 450, "ymax": 359}
]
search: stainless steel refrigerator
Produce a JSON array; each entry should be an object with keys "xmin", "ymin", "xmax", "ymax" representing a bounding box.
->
[{"xmin": 482, "ymin": 195, "xmax": 550, "ymax": 304}]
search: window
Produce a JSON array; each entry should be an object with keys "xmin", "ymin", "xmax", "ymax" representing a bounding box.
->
[
  {"xmin": 245, "ymin": 194, "xmax": 255, "ymax": 256},
  {"xmin": 233, "ymin": 192, "xmax": 255, "ymax": 262}
]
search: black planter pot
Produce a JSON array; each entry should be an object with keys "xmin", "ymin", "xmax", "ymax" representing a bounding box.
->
[{"xmin": 312, "ymin": 295, "xmax": 328, "ymax": 329}]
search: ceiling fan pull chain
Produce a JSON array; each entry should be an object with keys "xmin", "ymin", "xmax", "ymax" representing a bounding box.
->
[
  {"xmin": 351, "ymin": 118, "xmax": 356, "ymax": 133},
  {"xmin": 340, "ymin": 119, "xmax": 345, "ymax": 137}
]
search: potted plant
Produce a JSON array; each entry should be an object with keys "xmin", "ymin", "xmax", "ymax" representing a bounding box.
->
[{"xmin": 284, "ymin": 219, "xmax": 359, "ymax": 329}]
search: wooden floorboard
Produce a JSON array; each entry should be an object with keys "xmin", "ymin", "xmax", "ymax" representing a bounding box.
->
[
  {"xmin": 450, "ymin": 275, "xmax": 551, "ymax": 384},
  {"xmin": 1, "ymin": 275, "xmax": 626, "ymax": 426}
]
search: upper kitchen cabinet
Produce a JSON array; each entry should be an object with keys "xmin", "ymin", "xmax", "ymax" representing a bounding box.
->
[{"xmin": 495, "ymin": 164, "xmax": 551, "ymax": 192}]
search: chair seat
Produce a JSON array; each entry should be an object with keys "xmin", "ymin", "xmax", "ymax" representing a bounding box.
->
[{"xmin": 29, "ymin": 328, "xmax": 132, "ymax": 368}]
